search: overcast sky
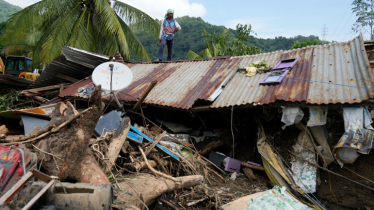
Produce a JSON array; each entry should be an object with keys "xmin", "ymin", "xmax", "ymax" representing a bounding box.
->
[{"xmin": 6, "ymin": 0, "xmax": 361, "ymax": 42}]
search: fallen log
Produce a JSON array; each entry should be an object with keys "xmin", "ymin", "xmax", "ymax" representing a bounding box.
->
[
  {"xmin": 33, "ymin": 85, "xmax": 110, "ymax": 184},
  {"xmin": 116, "ymin": 174, "xmax": 203, "ymax": 210}
]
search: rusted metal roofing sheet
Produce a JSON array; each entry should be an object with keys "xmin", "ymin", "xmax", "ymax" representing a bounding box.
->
[
  {"xmin": 59, "ymin": 57, "xmax": 237, "ymax": 109},
  {"xmin": 58, "ymin": 35, "xmax": 373, "ymax": 109},
  {"xmin": 28, "ymin": 47, "xmax": 110, "ymax": 89},
  {"xmin": 211, "ymin": 34, "xmax": 373, "ymax": 108}
]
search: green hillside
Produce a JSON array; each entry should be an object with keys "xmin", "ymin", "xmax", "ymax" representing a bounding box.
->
[
  {"xmin": 0, "ymin": 0, "xmax": 21, "ymax": 22},
  {"xmin": 134, "ymin": 16, "xmax": 328, "ymax": 61}
]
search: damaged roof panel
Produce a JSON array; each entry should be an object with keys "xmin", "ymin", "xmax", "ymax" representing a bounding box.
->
[
  {"xmin": 307, "ymin": 36, "xmax": 374, "ymax": 104},
  {"xmin": 58, "ymin": 35, "xmax": 373, "ymax": 109},
  {"xmin": 211, "ymin": 34, "xmax": 373, "ymax": 108}
]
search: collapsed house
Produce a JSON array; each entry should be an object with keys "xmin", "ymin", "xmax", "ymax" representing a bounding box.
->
[{"xmin": 0, "ymin": 34, "xmax": 373, "ymax": 209}]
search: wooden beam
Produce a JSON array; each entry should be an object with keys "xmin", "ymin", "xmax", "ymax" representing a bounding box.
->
[
  {"xmin": 364, "ymin": 40, "xmax": 374, "ymax": 44},
  {"xmin": 22, "ymin": 84, "xmax": 71, "ymax": 93},
  {"xmin": 132, "ymin": 81, "xmax": 157, "ymax": 111},
  {"xmin": 31, "ymin": 169, "xmax": 52, "ymax": 183},
  {"xmin": 366, "ymin": 50, "xmax": 374, "ymax": 53},
  {"xmin": 0, "ymin": 171, "xmax": 33, "ymax": 207},
  {"xmin": 57, "ymin": 73, "xmax": 79, "ymax": 83}
]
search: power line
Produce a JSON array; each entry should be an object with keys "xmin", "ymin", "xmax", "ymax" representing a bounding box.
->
[
  {"xmin": 331, "ymin": 4, "xmax": 351, "ymax": 39},
  {"xmin": 335, "ymin": 12, "xmax": 354, "ymax": 41},
  {"xmin": 322, "ymin": 24, "xmax": 328, "ymax": 41}
]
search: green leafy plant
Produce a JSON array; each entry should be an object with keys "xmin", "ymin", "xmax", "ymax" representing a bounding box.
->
[
  {"xmin": 291, "ymin": 39, "xmax": 318, "ymax": 49},
  {"xmin": 0, "ymin": 0, "xmax": 160, "ymax": 63},
  {"xmin": 186, "ymin": 23, "xmax": 261, "ymax": 59},
  {"xmin": 352, "ymin": 0, "xmax": 374, "ymax": 39},
  {"xmin": 0, "ymin": 89, "xmax": 19, "ymax": 111}
]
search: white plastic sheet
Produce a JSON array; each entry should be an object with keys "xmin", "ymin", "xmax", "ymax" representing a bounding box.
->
[{"xmin": 281, "ymin": 107, "xmax": 304, "ymax": 129}]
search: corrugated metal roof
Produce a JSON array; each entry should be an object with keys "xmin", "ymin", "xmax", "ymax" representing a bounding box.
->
[
  {"xmin": 211, "ymin": 34, "xmax": 374, "ymax": 108},
  {"xmin": 28, "ymin": 47, "xmax": 110, "ymax": 89},
  {"xmin": 58, "ymin": 35, "xmax": 374, "ymax": 109}
]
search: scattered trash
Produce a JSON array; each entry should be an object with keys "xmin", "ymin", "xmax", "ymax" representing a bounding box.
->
[
  {"xmin": 230, "ymin": 172, "xmax": 237, "ymax": 180},
  {"xmin": 290, "ymin": 131, "xmax": 317, "ymax": 193}
]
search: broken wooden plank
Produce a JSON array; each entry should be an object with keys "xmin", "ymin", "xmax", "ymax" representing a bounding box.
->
[
  {"xmin": 21, "ymin": 179, "xmax": 57, "ymax": 210},
  {"xmin": 22, "ymin": 84, "xmax": 71, "ymax": 93},
  {"xmin": 132, "ymin": 81, "xmax": 157, "ymax": 111},
  {"xmin": 144, "ymin": 131, "xmax": 167, "ymax": 157},
  {"xmin": 241, "ymin": 162, "xmax": 265, "ymax": 171},
  {"xmin": 57, "ymin": 74, "xmax": 78, "ymax": 83},
  {"xmin": 107, "ymin": 117, "xmax": 131, "ymax": 171},
  {"xmin": 0, "ymin": 171, "xmax": 33, "ymax": 207},
  {"xmin": 31, "ymin": 169, "xmax": 52, "ymax": 183}
]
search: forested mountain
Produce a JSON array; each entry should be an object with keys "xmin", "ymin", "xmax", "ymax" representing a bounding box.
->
[
  {"xmin": 134, "ymin": 16, "xmax": 329, "ymax": 61},
  {"xmin": 0, "ymin": 0, "xmax": 21, "ymax": 22}
]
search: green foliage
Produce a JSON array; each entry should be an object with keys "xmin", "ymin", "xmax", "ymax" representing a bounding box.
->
[
  {"xmin": 351, "ymin": 0, "xmax": 374, "ymax": 39},
  {"xmin": 0, "ymin": 89, "xmax": 18, "ymax": 111},
  {"xmin": 225, "ymin": 24, "xmax": 262, "ymax": 57},
  {"xmin": 134, "ymin": 16, "xmax": 329, "ymax": 61},
  {"xmin": 291, "ymin": 39, "xmax": 320, "ymax": 49},
  {"xmin": 0, "ymin": 0, "xmax": 21, "ymax": 22},
  {"xmin": 186, "ymin": 23, "xmax": 262, "ymax": 59},
  {"xmin": 0, "ymin": 0, "xmax": 160, "ymax": 63}
]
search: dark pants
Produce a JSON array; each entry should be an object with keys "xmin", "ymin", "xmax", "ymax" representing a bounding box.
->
[{"xmin": 157, "ymin": 37, "xmax": 174, "ymax": 61}]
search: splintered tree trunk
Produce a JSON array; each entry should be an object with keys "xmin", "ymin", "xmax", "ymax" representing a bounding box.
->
[
  {"xmin": 117, "ymin": 174, "xmax": 203, "ymax": 209},
  {"xmin": 34, "ymin": 85, "xmax": 110, "ymax": 184}
]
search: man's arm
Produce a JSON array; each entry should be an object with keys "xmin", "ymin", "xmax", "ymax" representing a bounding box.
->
[{"xmin": 175, "ymin": 20, "xmax": 181, "ymax": 32}]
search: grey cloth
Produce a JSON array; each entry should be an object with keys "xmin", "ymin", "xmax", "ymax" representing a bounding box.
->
[{"xmin": 157, "ymin": 37, "xmax": 174, "ymax": 61}]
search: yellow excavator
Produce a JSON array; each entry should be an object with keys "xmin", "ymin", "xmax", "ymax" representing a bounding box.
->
[{"xmin": 0, "ymin": 55, "xmax": 39, "ymax": 81}]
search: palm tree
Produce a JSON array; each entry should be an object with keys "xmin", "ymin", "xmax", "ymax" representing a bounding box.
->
[{"xmin": 1, "ymin": 0, "xmax": 160, "ymax": 63}]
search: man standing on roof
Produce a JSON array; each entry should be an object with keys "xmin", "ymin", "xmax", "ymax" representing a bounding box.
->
[{"xmin": 155, "ymin": 9, "xmax": 181, "ymax": 62}]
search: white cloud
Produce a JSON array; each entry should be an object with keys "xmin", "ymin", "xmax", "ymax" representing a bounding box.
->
[
  {"xmin": 4, "ymin": 0, "xmax": 39, "ymax": 8},
  {"xmin": 118, "ymin": 0, "xmax": 207, "ymax": 19}
]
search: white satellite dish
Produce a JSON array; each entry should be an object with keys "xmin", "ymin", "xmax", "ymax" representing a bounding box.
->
[{"xmin": 92, "ymin": 62, "xmax": 133, "ymax": 91}]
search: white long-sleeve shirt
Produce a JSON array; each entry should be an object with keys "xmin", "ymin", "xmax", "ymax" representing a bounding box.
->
[{"xmin": 159, "ymin": 18, "xmax": 181, "ymax": 39}]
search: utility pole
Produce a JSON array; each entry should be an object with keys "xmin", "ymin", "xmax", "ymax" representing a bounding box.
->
[{"xmin": 322, "ymin": 24, "xmax": 328, "ymax": 41}]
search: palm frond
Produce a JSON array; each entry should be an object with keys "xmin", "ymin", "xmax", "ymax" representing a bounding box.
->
[
  {"xmin": 200, "ymin": 48, "xmax": 212, "ymax": 58},
  {"xmin": 186, "ymin": 50, "xmax": 201, "ymax": 60},
  {"xmin": 117, "ymin": 16, "xmax": 151, "ymax": 62},
  {"xmin": 40, "ymin": 2, "xmax": 82, "ymax": 63},
  {"xmin": 95, "ymin": 0, "xmax": 130, "ymax": 60},
  {"xmin": 113, "ymin": 1, "xmax": 160, "ymax": 36}
]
